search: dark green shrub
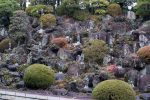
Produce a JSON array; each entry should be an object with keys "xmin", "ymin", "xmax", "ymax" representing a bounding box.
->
[
  {"xmin": 0, "ymin": 38, "xmax": 16, "ymax": 53},
  {"xmin": 73, "ymin": 10, "xmax": 89, "ymax": 21},
  {"xmin": 136, "ymin": 1, "xmax": 150, "ymax": 19},
  {"xmin": 92, "ymin": 80, "xmax": 136, "ymax": 100},
  {"xmin": 0, "ymin": 0, "xmax": 19, "ymax": 18},
  {"xmin": 25, "ymin": 5, "xmax": 52, "ymax": 17},
  {"xmin": 83, "ymin": 40, "xmax": 108, "ymax": 64},
  {"xmin": 40, "ymin": 14, "xmax": 56, "ymax": 28},
  {"xmin": 56, "ymin": 0, "xmax": 80, "ymax": 17},
  {"xmin": 56, "ymin": 4, "xmax": 66, "ymax": 16},
  {"xmin": 107, "ymin": 3, "xmax": 122, "ymax": 17},
  {"xmin": 0, "ymin": 0, "xmax": 19, "ymax": 27},
  {"xmin": 24, "ymin": 64, "xmax": 55, "ymax": 89},
  {"xmin": 31, "ymin": 0, "xmax": 53, "ymax": 5}
]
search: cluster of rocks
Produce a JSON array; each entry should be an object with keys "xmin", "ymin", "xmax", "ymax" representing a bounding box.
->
[{"xmin": 0, "ymin": 14, "xmax": 150, "ymax": 96}]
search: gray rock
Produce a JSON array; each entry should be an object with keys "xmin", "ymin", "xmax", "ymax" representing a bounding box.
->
[
  {"xmin": 52, "ymin": 88, "xmax": 68, "ymax": 96},
  {"xmin": 69, "ymin": 82, "xmax": 79, "ymax": 92},
  {"xmin": 9, "ymin": 72, "xmax": 20, "ymax": 77},
  {"xmin": 125, "ymin": 69, "xmax": 139, "ymax": 87},
  {"xmin": 139, "ymin": 93, "xmax": 150, "ymax": 100},
  {"xmin": 146, "ymin": 65, "xmax": 150, "ymax": 75},
  {"xmin": 114, "ymin": 67, "xmax": 126, "ymax": 78},
  {"xmin": 55, "ymin": 72, "xmax": 65, "ymax": 80},
  {"xmin": 139, "ymin": 75, "xmax": 150, "ymax": 92},
  {"xmin": 67, "ymin": 62, "xmax": 80, "ymax": 76},
  {"xmin": 7, "ymin": 63, "xmax": 19, "ymax": 71},
  {"xmin": 16, "ymin": 81, "xmax": 24, "ymax": 89}
]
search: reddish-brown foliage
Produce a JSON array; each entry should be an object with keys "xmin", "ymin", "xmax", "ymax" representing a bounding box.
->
[
  {"xmin": 51, "ymin": 37, "xmax": 68, "ymax": 48},
  {"xmin": 137, "ymin": 46, "xmax": 150, "ymax": 64}
]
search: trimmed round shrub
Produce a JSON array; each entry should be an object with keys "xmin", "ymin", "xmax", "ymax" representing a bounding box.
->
[
  {"xmin": 73, "ymin": 10, "xmax": 89, "ymax": 21},
  {"xmin": 92, "ymin": 80, "xmax": 136, "ymax": 100},
  {"xmin": 137, "ymin": 46, "xmax": 150, "ymax": 64},
  {"xmin": 0, "ymin": 38, "xmax": 16, "ymax": 53},
  {"xmin": 24, "ymin": 64, "xmax": 55, "ymax": 89},
  {"xmin": 107, "ymin": 3, "xmax": 122, "ymax": 17},
  {"xmin": 25, "ymin": 5, "xmax": 52, "ymax": 17},
  {"xmin": 83, "ymin": 40, "xmax": 108, "ymax": 64},
  {"xmin": 40, "ymin": 14, "xmax": 56, "ymax": 28}
]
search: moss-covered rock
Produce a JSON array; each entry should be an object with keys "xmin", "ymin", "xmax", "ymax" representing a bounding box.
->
[
  {"xmin": 23, "ymin": 64, "xmax": 55, "ymax": 89},
  {"xmin": 92, "ymin": 80, "xmax": 136, "ymax": 100}
]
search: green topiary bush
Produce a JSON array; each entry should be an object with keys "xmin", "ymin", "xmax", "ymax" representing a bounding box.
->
[
  {"xmin": 56, "ymin": 0, "xmax": 80, "ymax": 17},
  {"xmin": 0, "ymin": 0, "xmax": 19, "ymax": 18},
  {"xmin": 56, "ymin": 4, "xmax": 66, "ymax": 16},
  {"xmin": 92, "ymin": 80, "xmax": 136, "ymax": 100},
  {"xmin": 0, "ymin": 38, "xmax": 16, "ymax": 53},
  {"xmin": 83, "ymin": 40, "xmax": 108, "ymax": 65},
  {"xmin": 137, "ymin": 46, "xmax": 150, "ymax": 64},
  {"xmin": 90, "ymin": 0, "xmax": 109, "ymax": 15},
  {"xmin": 73, "ymin": 10, "xmax": 89, "ymax": 21},
  {"xmin": 25, "ymin": 5, "xmax": 52, "ymax": 17},
  {"xmin": 40, "ymin": 14, "xmax": 56, "ymax": 28},
  {"xmin": 107, "ymin": 3, "xmax": 122, "ymax": 17},
  {"xmin": 24, "ymin": 64, "xmax": 55, "ymax": 89},
  {"xmin": 135, "ymin": 1, "xmax": 150, "ymax": 20}
]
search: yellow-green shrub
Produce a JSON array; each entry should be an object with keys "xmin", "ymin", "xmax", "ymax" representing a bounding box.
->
[
  {"xmin": 40, "ymin": 14, "xmax": 56, "ymax": 28},
  {"xmin": 83, "ymin": 40, "xmax": 108, "ymax": 64},
  {"xmin": 25, "ymin": 5, "xmax": 52, "ymax": 17},
  {"xmin": 23, "ymin": 64, "xmax": 55, "ymax": 89},
  {"xmin": 92, "ymin": 80, "xmax": 136, "ymax": 100},
  {"xmin": 137, "ymin": 46, "xmax": 150, "ymax": 64},
  {"xmin": 73, "ymin": 10, "xmax": 89, "ymax": 21},
  {"xmin": 107, "ymin": 3, "xmax": 122, "ymax": 17}
]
